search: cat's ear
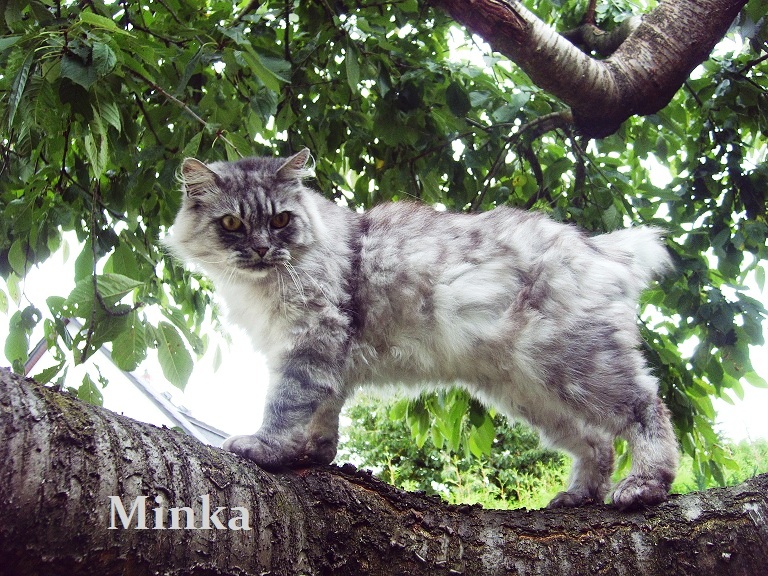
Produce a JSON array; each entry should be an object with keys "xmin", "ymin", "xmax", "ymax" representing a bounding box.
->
[
  {"xmin": 180, "ymin": 158, "xmax": 219, "ymax": 198},
  {"xmin": 276, "ymin": 148, "xmax": 313, "ymax": 181}
]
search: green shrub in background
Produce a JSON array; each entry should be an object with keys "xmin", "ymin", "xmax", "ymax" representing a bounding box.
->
[
  {"xmin": 340, "ymin": 395, "xmax": 570, "ymax": 510},
  {"xmin": 342, "ymin": 396, "xmax": 768, "ymax": 509}
]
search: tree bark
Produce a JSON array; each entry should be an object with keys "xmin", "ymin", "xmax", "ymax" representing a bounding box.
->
[
  {"xmin": 429, "ymin": 0, "xmax": 748, "ymax": 137},
  {"xmin": 1, "ymin": 369, "xmax": 767, "ymax": 576}
]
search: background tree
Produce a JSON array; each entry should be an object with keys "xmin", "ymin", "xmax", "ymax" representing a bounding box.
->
[
  {"xmin": 1, "ymin": 0, "xmax": 767, "ymax": 490},
  {"xmin": 340, "ymin": 396, "xmax": 570, "ymax": 509}
]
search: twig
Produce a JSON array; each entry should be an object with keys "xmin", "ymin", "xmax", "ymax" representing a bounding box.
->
[
  {"xmin": 584, "ymin": 0, "xmax": 598, "ymax": 25},
  {"xmin": 127, "ymin": 69, "xmax": 243, "ymax": 156},
  {"xmin": 80, "ymin": 182, "xmax": 142, "ymax": 363},
  {"xmin": 470, "ymin": 110, "xmax": 574, "ymax": 211}
]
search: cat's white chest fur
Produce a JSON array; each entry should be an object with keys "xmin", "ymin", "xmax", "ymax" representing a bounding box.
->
[{"xmin": 217, "ymin": 280, "xmax": 293, "ymax": 360}]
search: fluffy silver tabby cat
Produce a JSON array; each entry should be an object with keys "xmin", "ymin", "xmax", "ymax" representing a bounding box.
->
[{"xmin": 166, "ymin": 148, "xmax": 679, "ymax": 510}]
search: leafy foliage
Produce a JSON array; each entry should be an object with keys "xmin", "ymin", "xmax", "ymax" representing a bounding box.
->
[
  {"xmin": 340, "ymin": 395, "xmax": 569, "ymax": 509},
  {"xmin": 673, "ymin": 438, "xmax": 768, "ymax": 493},
  {"xmin": 1, "ymin": 0, "xmax": 766, "ymax": 485}
]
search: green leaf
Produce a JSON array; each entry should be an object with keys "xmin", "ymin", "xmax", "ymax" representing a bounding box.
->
[
  {"xmin": 4, "ymin": 311, "xmax": 29, "ymax": 371},
  {"xmin": 111, "ymin": 310, "xmax": 147, "ymax": 371},
  {"xmin": 61, "ymin": 54, "xmax": 98, "ymax": 90},
  {"xmin": 79, "ymin": 11, "xmax": 125, "ymax": 34},
  {"xmin": 0, "ymin": 35, "xmax": 22, "ymax": 52},
  {"xmin": 84, "ymin": 115, "xmax": 108, "ymax": 176},
  {"xmin": 212, "ymin": 345, "xmax": 223, "ymax": 373},
  {"xmin": 78, "ymin": 374, "xmax": 104, "ymax": 406},
  {"xmin": 161, "ymin": 307, "xmax": 204, "ymax": 355},
  {"xmin": 389, "ymin": 398, "xmax": 409, "ymax": 421},
  {"xmin": 96, "ymin": 273, "xmax": 143, "ymax": 301},
  {"xmin": 98, "ymin": 98, "xmax": 122, "ymax": 133},
  {"xmin": 468, "ymin": 413, "xmax": 495, "ymax": 458},
  {"xmin": 156, "ymin": 321, "xmax": 193, "ymax": 390},
  {"xmin": 8, "ymin": 50, "xmax": 34, "ymax": 130},
  {"xmin": 6, "ymin": 274, "xmax": 21, "ymax": 306},
  {"xmin": 744, "ymin": 371, "xmax": 768, "ymax": 389},
  {"xmin": 0, "ymin": 288, "xmax": 7, "ymax": 315},
  {"xmin": 7, "ymin": 239, "xmax": 27, "ymax": 275},
  {"xmin": 92, "ymin": 41, "xmax": 117, "ymax": 76},
  {"xmin": 430, "ymin": 424, "xmax": 445, "ymax": 449},
  {"xmin": 33, "ymin": 362, "xmax": 66, "ymax": 385},
  {"xmin": 74, "ymin": 243, "xmax": 94, "ymax": 282},
  {"xmin": 65, "ymin": 273, "xmax": 143, "ymax": 318},
  {"xmin": 240, "ymin": 48, "xmax": 282, "ymax": 93},
  {"xmin": 345, "ymin": 42, "xmax": 360, "ymax": 94},
  {"xmin": 105, "ymin": 242, "xmax": 140, "ymax": 279},
  {"xmin": 446, "ymin": 81, "xmax": 471, "ymax": 117},
  {"xmin": 182, "ymin": 131, "xmax": 204, "ymax": 158}
]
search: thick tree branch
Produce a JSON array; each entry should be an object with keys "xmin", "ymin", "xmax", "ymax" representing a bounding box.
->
[
  {"xmin": 429, "ymin": 0, "xmax": 748, "ymax": 137},
  {"xmin": 1, "ymin": 370, "xmax": 768, "ymax": 575},
  {"xmin": 562, "ymin": 16, "xmax": 641, "ymax": 57}
]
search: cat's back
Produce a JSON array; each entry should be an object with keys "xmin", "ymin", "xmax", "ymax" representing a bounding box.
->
[
  {"xmin": 350, "ymin": 203, "xmax": 558, "ymax": 380},
  {"xmin": 360, "ymin": 201, "xmax": 573, "ymax": 264}
]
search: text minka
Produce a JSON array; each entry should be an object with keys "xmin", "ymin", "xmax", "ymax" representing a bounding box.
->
[{"xmin": 108, "ymin": 494, "xmax": 251, "ymax": 530}]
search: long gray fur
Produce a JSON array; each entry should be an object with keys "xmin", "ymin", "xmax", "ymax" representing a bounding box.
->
[{"xmin": 165, "ymin": 148, "xmax": 679, "ymax": 510}]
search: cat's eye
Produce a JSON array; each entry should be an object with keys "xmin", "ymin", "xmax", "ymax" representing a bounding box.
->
[
  {"xmin": 221, "ymin": 215, "xmax": 243, "ymax": 232},
  {"xmin": 270, "ymin": 212, "xmax": 291, "ymax": 229}
]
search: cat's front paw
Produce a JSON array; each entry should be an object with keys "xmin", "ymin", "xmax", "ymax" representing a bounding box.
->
[
  {"xmin": 612, "ymin": 475, "xmax": 670, "ymax": 510},
  {"xmin": 222, "ymin": 430, "xmax": 337, "ymax": 470}
]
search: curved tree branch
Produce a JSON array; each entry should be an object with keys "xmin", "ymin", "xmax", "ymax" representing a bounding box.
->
[
  {"xmin": 429, "ymin": 0, "xmax": 748, "ymax": 137},
  {"xmin": 562, "ymin": 16, "xmax": 642, "ymax": 57},
  {"xmin": 1, "ymin": 370, "xmax": 768, "ymax": 576}
]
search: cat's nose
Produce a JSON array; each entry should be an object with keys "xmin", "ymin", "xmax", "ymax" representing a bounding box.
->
[{"xmin": 254, "ymin": 247, "xmax": 268, "ymax": 258}]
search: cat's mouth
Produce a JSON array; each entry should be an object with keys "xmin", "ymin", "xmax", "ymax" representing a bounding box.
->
[{"xmin": 241, "ymin": 260, "xmax": 274, "ymax": 271}]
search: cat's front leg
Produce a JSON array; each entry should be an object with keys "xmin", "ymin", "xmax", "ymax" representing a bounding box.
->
[{"xmin": 222, "ymin": 361, "xmax": 347, "ymax": 469}]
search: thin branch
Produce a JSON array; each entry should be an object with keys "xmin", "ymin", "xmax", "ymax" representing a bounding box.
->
[
  {"xmin": 127, "ymin": 70, "xmax": 243, "ymax": 156},
  {"xmin": 584, "ymin": 0, "xmax": 598, "ymax": 25},
  {"xmin": 56, "ymin": 121, "xmax": 73, "ymax": 194},
  {"xmin": 284, "ymin": 0, "xmax": 292, "ymax": 63},
  {"xmin": 520, "ymin": 142, "xmax": 550, "ymax": 210},
  {"xmin": 233, "ymin": 0, "xmax": 262, "ymax": 26},
  {"xmin": 82, "ymin": 180, "xmax": 102, "ymax": 364},
  {"xmin": 470, "ymin": 110, "xmax": 574, "ymax": 211},
  {"xmin": 81, "ymin": 181, "xmax": 142, "ymax": 363},
  {"xmin": 738, "ymin": 49, "xmax": 768, "ymax": 74}
]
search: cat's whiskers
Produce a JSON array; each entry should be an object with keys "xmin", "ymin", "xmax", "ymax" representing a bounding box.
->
[
  {"xmin": 276, "ymin": 268, "xmax": 291, "ymax": 318},
  {"xmin": 282, "ymin": 262, "xmax": 307, "ymax": 307},
  {"xmin": 294, "ymin": 265, "xmax": 333, "ymax": 305},
  {"xmin": 215, "ymin": 255, "xmax": 241, "ymax": 288},
  {"xmin": 225, "ymin": 265, "xmax": 239, "ymax": 288},
  {"xmin": 195, "ymin": 255, "xmax": 230, "ymax": 265}
]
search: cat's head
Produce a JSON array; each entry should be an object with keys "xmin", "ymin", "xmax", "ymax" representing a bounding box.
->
[{"xmin": 166, "ymin": 148, "xmax": 319, "ymax": 282}]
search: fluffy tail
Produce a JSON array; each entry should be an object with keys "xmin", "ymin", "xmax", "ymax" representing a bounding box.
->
[{"xmin": 589, "ymin": 226, "xmax": 674, "ymax": 287}]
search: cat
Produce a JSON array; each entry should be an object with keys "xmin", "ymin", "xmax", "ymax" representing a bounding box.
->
[{"xmin": 165, "ymin": 148, "xmax": 679, "ymax": 510}]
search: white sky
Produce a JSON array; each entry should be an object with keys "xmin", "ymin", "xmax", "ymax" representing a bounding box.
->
[{"xmin": 1, "ymin": 235, "xmax": 766, "ymax": 443}]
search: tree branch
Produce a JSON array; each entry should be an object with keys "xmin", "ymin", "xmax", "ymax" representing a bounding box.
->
[
  {"xmin": 429, "ymin": 0, "xmax": 748, "ymax": 137},
  {"xmin": 561, "ymin": 16, "xmax": 641, "ymax": 57},
  {"xmin": 2, "ymin": 370, "xmax": 768, "ymax": 576}
]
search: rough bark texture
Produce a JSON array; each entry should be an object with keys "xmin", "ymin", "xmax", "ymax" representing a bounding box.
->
[
  {"xmin": 1, "ymin": 369, "xmax": 767, "ymax": 576},
  {"xmin": 430, "ymin": 0, "xmax": 748, "ymax": 137}
]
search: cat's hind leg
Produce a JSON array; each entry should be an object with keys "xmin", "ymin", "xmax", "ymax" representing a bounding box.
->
[
  {"xmin": 612, "ymin": 392, "xmax": 679, "ymax": 510},
  {"xmin": 540, "ymin": 420, "xmax": 615, "ymax": 508}
]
